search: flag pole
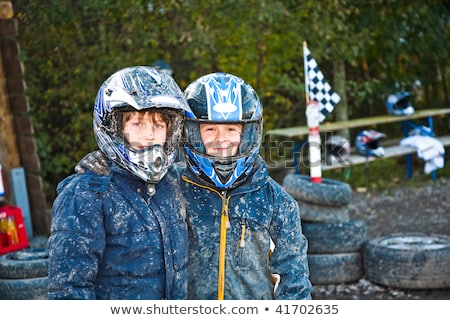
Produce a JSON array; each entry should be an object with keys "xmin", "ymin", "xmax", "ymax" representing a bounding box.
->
[
  {"xmin": 304, "ymin": 41, "xmax": 322, "ymax": 183},
  {"xmin": 303, "ymin": 41, "xmax": 310, "ymax": 105}
]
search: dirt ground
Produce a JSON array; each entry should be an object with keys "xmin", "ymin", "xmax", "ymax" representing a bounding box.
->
[{"xmin": 310, "ymin": 176, "xmax": 450, "ymax": 300}]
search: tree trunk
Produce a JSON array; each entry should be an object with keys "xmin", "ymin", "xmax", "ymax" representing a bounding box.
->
[{"xmin": 333, "ymin": 59, "xmax": 349, "ymax": 139}]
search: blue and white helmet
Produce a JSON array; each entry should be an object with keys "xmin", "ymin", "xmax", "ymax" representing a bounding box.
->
[
  {"xmin": 355, "ymin": 130, "xmax": 386, "ymax": 157},
  {"xmin": 93, "ymin": 66, "xmax": 191, "ymax": 184},
  {"xmin": 386, "ymin": 92, "xmax": 414, "ymax": 116},
  {"xmin": 183, "ymin": 72, "xmax": 263, "ymax": 189}
]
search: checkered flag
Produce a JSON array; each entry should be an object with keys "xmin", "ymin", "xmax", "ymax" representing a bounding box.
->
[{"xmin": 304, "ymin": 45, "xmax": 340, "ymax": 123}]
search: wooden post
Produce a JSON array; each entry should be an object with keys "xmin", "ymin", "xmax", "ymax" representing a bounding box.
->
[
  {"xmin": 1, "ymin": 2, "xmax": 50, "ymax": 235},
  {"xmin": 0, "ymin": 49, "xmax": 21, "ymax": 202},
  {"xmin": 0, "ymin": 1, "xmax": 14, "ymax": 20}
]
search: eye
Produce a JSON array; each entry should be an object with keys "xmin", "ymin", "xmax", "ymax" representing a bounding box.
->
[
  {"xmin": 201, "ymin": 126, "xmax": 215, "ymax": 132},
  {"xmin": 227, "ymin": 126, "xmax": 242, "ymax": 135},
  {"xmin": 154, "ymin": 121, "xmax": 166, "ymax": 129},
  {"xmin": 132, "ymin": 121, "xmax": 143, "ymax": 127}
]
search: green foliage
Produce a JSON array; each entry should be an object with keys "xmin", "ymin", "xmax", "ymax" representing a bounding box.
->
[{"xmin": 13, "ymin": 0, "xmax": 449, "ymax": 204}]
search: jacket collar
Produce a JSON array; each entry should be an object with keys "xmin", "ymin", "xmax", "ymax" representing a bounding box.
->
[{"xmin": 182, "ymin": 156, "xmax": 269, "ymax": 194}]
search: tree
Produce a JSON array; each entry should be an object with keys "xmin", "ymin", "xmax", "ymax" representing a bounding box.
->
[{"xmin": 13, "ymin": 0, "xmax": 449, "ymax": 204}]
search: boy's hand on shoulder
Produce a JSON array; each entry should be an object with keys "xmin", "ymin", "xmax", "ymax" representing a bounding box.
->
[{"xmin": 75, "ymin": 150, "xmax": 110, "ymax": 176}]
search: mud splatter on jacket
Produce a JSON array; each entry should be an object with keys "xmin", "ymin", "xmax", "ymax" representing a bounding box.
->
[
  {"xmin": 48, "ymin": 165, "xmax": 188, "ymax": 299},
  {"xmin": 178, "ymin": 156, "xmax": 312, "ymax": 299}
]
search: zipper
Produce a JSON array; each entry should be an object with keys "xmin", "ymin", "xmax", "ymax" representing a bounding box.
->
[{"xmin": 182, "ymin": 176, "xmax": 230, "ymax": 300}]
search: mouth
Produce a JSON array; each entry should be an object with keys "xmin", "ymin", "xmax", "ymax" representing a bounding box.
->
[
  {"xmin": 129, "ymin": 143, "xmax": 155, "ymax": 151},
  {"xmin": 207, "ymin": 146, "xmax": 235, "ymax": 157}
]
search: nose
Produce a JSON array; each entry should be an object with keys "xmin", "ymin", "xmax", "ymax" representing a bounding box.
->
[
  {"xmin": 144, "ymin": 126, "xmax": 154, "ymax": 139},
  {"xmin": 215, "ymin": 127, "xmax": 228, "ymax": 141}
]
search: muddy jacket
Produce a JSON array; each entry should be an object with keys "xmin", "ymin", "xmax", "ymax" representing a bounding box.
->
[
  {"xmin": 48, "ymin": 165, "xmax": 188, "ymax": 300},
  {"xmin": 178, "ymin": 156, "xmax": 311, "ymax": 300}
]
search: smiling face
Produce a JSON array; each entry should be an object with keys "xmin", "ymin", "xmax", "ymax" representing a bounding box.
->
[
  {"xmin": 199, "ymin": 123, "xmax": 242, "ymax": 157},
  {"xmin": 122, "ymin": 111, "xmax": 169, "ymax": 150}
]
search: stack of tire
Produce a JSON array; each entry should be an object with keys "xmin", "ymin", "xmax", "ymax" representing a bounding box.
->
[
  {"xmin": 0, "ymin": 236, "xmax": 49, "ymax": 299},
  {"xmin": 283, "ymin": 173, "xmax": 367, "ymax": 285}
]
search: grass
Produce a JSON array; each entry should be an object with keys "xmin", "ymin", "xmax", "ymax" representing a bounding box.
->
[{"xmin": 321, "ymin": 155, "xmax": 450, "ymax": 192}]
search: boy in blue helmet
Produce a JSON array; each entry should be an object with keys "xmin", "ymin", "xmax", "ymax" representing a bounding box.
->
[
  {"xmin": 180, "ymin": 73, "xmax": 311, "ymax": 300},
  {"xmin": 76, "ymin": 72, "xmax": 312, "ymax": 300},
  {"xmin": 48, "ymin": 66, "xmax": 191, "ymax": 299}
]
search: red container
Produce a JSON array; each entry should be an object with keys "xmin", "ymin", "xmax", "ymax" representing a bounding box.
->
[{"xmin": 0, "ymin": 205, "xmax": 29, "ymax": 255}]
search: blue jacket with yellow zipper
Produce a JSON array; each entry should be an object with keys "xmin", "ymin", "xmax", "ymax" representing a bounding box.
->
[{"xmin": 177, "ymin": 156, "xmax": 312, "ymax": 300}]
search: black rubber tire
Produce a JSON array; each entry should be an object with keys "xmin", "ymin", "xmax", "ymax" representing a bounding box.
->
[
  {"xmin": 0, "ymin": 277, "xmax": 48, "ymax": 300},
  {"xmin": 298, "ymin": 200, "xmax": 349, "ymax": 223},
  {"xmin": 303, "ymin": 220, "xmax": 368, "ymax": 253},
  {"xmin": 363, "ymin": 233, "xmax": 450, "ymax": 289},
  {"xmin": 283, "ymin": 173, "xmax": 352, "ymax": 206},
  {"xmin": 0, "ymin": 247, "xmax": 49, "ymax": 279},
  {"xmin": 308, "ymin": 252, "xmax": 364, "ymax": 285}
]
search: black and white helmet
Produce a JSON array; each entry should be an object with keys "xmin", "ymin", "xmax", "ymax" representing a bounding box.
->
[
  {"xmin": 93, "ymin": 66, "xmax": 192, "ymax": 184},
  {"xmin": 325, "ymin": 135, "xmax": 350, "ymax": 165}
]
